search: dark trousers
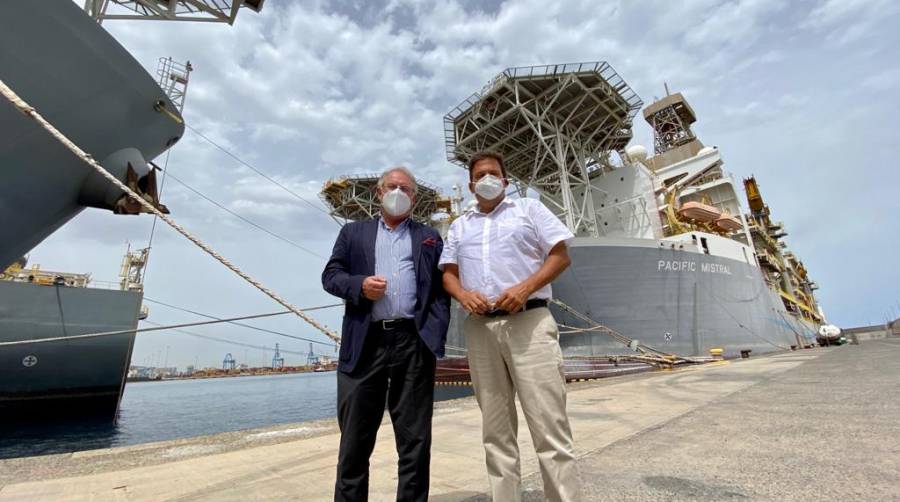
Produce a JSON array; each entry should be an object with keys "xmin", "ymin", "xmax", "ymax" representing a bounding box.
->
[{"xmin": 334, "ymin": 323, "xmax": 436, "ymax": 502}]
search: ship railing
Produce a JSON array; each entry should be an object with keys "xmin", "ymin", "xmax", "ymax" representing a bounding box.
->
[
  {"xmin": 89, "ymin": 279, "xmax": 126, "ymax": 291},
  {"xmin": 9, "ymin": 276, "xmax": 126, "ymax": 291}
]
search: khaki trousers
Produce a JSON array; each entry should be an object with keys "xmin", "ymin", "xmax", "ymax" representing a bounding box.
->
[{"xmin": 464, "ymin": 307, "xmax": 581, "ymax": 502}]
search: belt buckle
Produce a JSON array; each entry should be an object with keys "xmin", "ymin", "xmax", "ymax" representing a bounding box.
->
[{"xmin": 381, "ymin": 318, "xmax": 403, "ymax": 330}]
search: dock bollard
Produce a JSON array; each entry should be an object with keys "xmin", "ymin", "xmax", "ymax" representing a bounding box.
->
[{"xmin": 709, "ymin": 348, "xmax": 724, "ymax": 360}]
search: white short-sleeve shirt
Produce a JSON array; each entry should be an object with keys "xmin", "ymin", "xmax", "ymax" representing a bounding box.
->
[{"xmin": 438, "ymin": 197, "xmax": 574, "ymax": 302}]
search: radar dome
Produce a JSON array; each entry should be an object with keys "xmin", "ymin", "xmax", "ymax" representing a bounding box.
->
[
  {"xmin": 698, "ymin": 146, "xmax": 716, "ymax": 156},
  {"xmin": 625, "ymin": 145, "xmax": 648, "ymax": 163}
]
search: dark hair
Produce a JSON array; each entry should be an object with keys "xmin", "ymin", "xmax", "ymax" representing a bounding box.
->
[{"xmin": 467, "ymin": 151, "xmax": 507, "ymax": 180}]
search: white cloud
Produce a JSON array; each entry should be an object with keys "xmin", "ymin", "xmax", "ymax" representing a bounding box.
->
[
  {"xmin": 861, "ymin": 68, "xmax": 900, "ymax": 91},
  {"xmin": 802, "ymin": 0, "xmax": 899, "ymax": 46}
]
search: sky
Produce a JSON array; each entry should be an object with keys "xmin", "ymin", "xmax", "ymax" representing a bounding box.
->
[{"xmin": 34, "ymin": 0, "xmax": 899, "ymax": 369}]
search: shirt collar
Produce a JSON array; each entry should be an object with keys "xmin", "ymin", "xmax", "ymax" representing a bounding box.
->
[
  {"xmin": 378, "ymin": 216, "xmax": 411, "ymax": 232},
  {"xmin": 468, "ymin": 197, "xmax": 514, "ymax": 217}
]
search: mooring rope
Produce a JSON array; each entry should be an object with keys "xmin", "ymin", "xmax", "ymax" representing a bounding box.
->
[
  {"xmin": 0, "ymin": 309, "xmax": 314, "ymax": 347},
  {"xmin": 551, "ymin": 299, "xmax": 711, "ymax": 364},
  {"xmin": 144, "ymin": 297, "xmax": 341, "ymax": 347},
  {"xmin": 0, "ymin": 79, "xmax": 340, "ymax": 342}
]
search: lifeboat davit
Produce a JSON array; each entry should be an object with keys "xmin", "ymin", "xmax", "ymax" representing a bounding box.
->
[
  {"xmin": 678, "ymin": 201, "xmax": 720, "ymax": 222},
  {"xmin": 715, "ymin": 213, "xmax": 743, "ymax": 231}
]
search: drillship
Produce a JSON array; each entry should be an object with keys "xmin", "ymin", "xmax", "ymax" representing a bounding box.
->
[
  {"xmin": 444, "ymin": 62, "xmax": 822, "ymax": 359},
  {"xmin": 0, "ymin": 0, "xmax": 260, "ymax": 422}
]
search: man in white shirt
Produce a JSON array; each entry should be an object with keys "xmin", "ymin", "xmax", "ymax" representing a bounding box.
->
[{"xmin": 439, "ymin": 151, "xmax": 581, "ymax": 502}]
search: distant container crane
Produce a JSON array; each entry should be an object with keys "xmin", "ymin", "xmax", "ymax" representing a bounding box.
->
[
  {"xmin": 271, "ymin": 343, "xmax": 284, "ymax": 369},
  {"xmin": 306, "ymin": 342, "xmax": 319, "ymax": 367},
  {"xmin": 222, "ymin": 353, "xmax": 236, "ymax": 371}
]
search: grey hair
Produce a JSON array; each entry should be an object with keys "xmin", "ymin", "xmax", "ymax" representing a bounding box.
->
[{"xmin": 376, "ymin": 165, "xmax": 417, "ymax": 193}]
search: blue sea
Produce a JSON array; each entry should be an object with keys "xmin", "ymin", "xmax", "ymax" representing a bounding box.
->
[{"xmin": 0, "ymin": 372, "xmax": 472, "ymax": 459}]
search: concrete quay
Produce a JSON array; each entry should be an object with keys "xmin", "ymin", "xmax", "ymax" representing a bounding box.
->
[{"xmin": 2, "ymin": 339, "xmax": 897, "ymax": 501}]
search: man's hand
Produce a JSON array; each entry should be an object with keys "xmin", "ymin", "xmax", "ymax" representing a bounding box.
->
[
  {"xmin": 494, "ymin": 282, "xmax": 532, "ymax": 314},
  {"xmin": 362, "ymin": 275, "xmax": 387, "ymax": 300},
  {"xmin": 459, "ymin": 290, "xmax": 491, "ymax": 315}
]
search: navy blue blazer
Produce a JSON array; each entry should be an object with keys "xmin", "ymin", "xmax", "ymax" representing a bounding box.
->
[{"xmin": 321, "ymin": 218, "xmax": 450, "ymax": 373}]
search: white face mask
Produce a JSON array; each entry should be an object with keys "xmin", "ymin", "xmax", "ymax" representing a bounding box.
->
[
  {"xmin": 381, "ymin": 188, "xmax": 412, "ymax": 217},
  {"xmin": 474, "ymin": 174, "xmax": 505, "ymax": 200}
]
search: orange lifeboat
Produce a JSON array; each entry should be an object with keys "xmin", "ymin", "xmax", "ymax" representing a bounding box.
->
[
  {"xmin": 715, "ymin": 213, "xmax": 743, "ymax": 231},
  {"xmin": 677, "ymin": 201, "xmax": 720, "ymax": 222}
]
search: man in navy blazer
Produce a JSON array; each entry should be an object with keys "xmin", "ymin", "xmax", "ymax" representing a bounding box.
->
[{"xmin": 322, "ymin": 166, "xmax": 450, "ymax": 502}]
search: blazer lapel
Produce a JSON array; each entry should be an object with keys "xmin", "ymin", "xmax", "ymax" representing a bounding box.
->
[
  {"xmin": 363, "ymin": 218, "xmax": 378, "ymax": 275},
  {"xmin": 410, "ymin": 221, "xmax": 423, "ymax": 281}
]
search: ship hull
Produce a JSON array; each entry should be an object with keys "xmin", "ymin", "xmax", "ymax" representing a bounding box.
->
[
  {"xmin": 553, "ymin": 238, "xmax": 818, "ymax": 358},
  {"xmin": 0, "ymin": 0, "xmax": 183, "ymax": 269},
  {"xmin": 0, "ymin": 282, "xmax": 142, "ymax": 422},
  {"xmin": 445, "ymin": 237, "xmax": 817, "ymax": 367}
]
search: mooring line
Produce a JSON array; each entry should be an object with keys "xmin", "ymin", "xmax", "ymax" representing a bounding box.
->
[
  {"xmin": 143, "ymin": 297, "xmax": 341, "ymax": 347},
  {"xmin": 0, "ymin": 310, "xmax": 290, "ymax": 347}
]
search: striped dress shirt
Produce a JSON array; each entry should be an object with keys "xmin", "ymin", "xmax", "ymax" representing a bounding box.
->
[{"xmin": 372, "ymin": 217, "xmax": 416, "ymax": 321}]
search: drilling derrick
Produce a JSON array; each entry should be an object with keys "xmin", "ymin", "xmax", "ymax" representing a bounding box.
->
[
  {"xmin": 319, "ymin": 174, "xmax": 451, "ymax": 225},
  {"xmin": 444, "ymin": 62, "xmax": 643, "ymax": 237}
]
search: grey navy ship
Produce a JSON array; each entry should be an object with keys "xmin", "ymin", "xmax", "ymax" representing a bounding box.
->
[
  {"xmin": 442, "ymin": 63, "xmax": 823, "ymax": 361},
  {"xmin": 0, "ymin": 1, "xmax": 260, "ymax": 422}
]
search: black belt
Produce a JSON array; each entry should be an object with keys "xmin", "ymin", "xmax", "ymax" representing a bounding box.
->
[
  {"xmin": 371, "ymin": 318, "xmax": 416, "ymax": 331},
  {"xmin": 483, "ymin": 299, "xmax": 548, "ymax": 317}
]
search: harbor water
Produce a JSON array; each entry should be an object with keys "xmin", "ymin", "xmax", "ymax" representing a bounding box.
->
[{"xmin": 0, "ymin": 371, "xmax": 472, "ymax": 459}]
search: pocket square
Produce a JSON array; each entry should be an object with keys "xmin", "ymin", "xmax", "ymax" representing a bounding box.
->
[{"xmin": 422, "ymin": 237, "xmax": 437, "ymax": 247}]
